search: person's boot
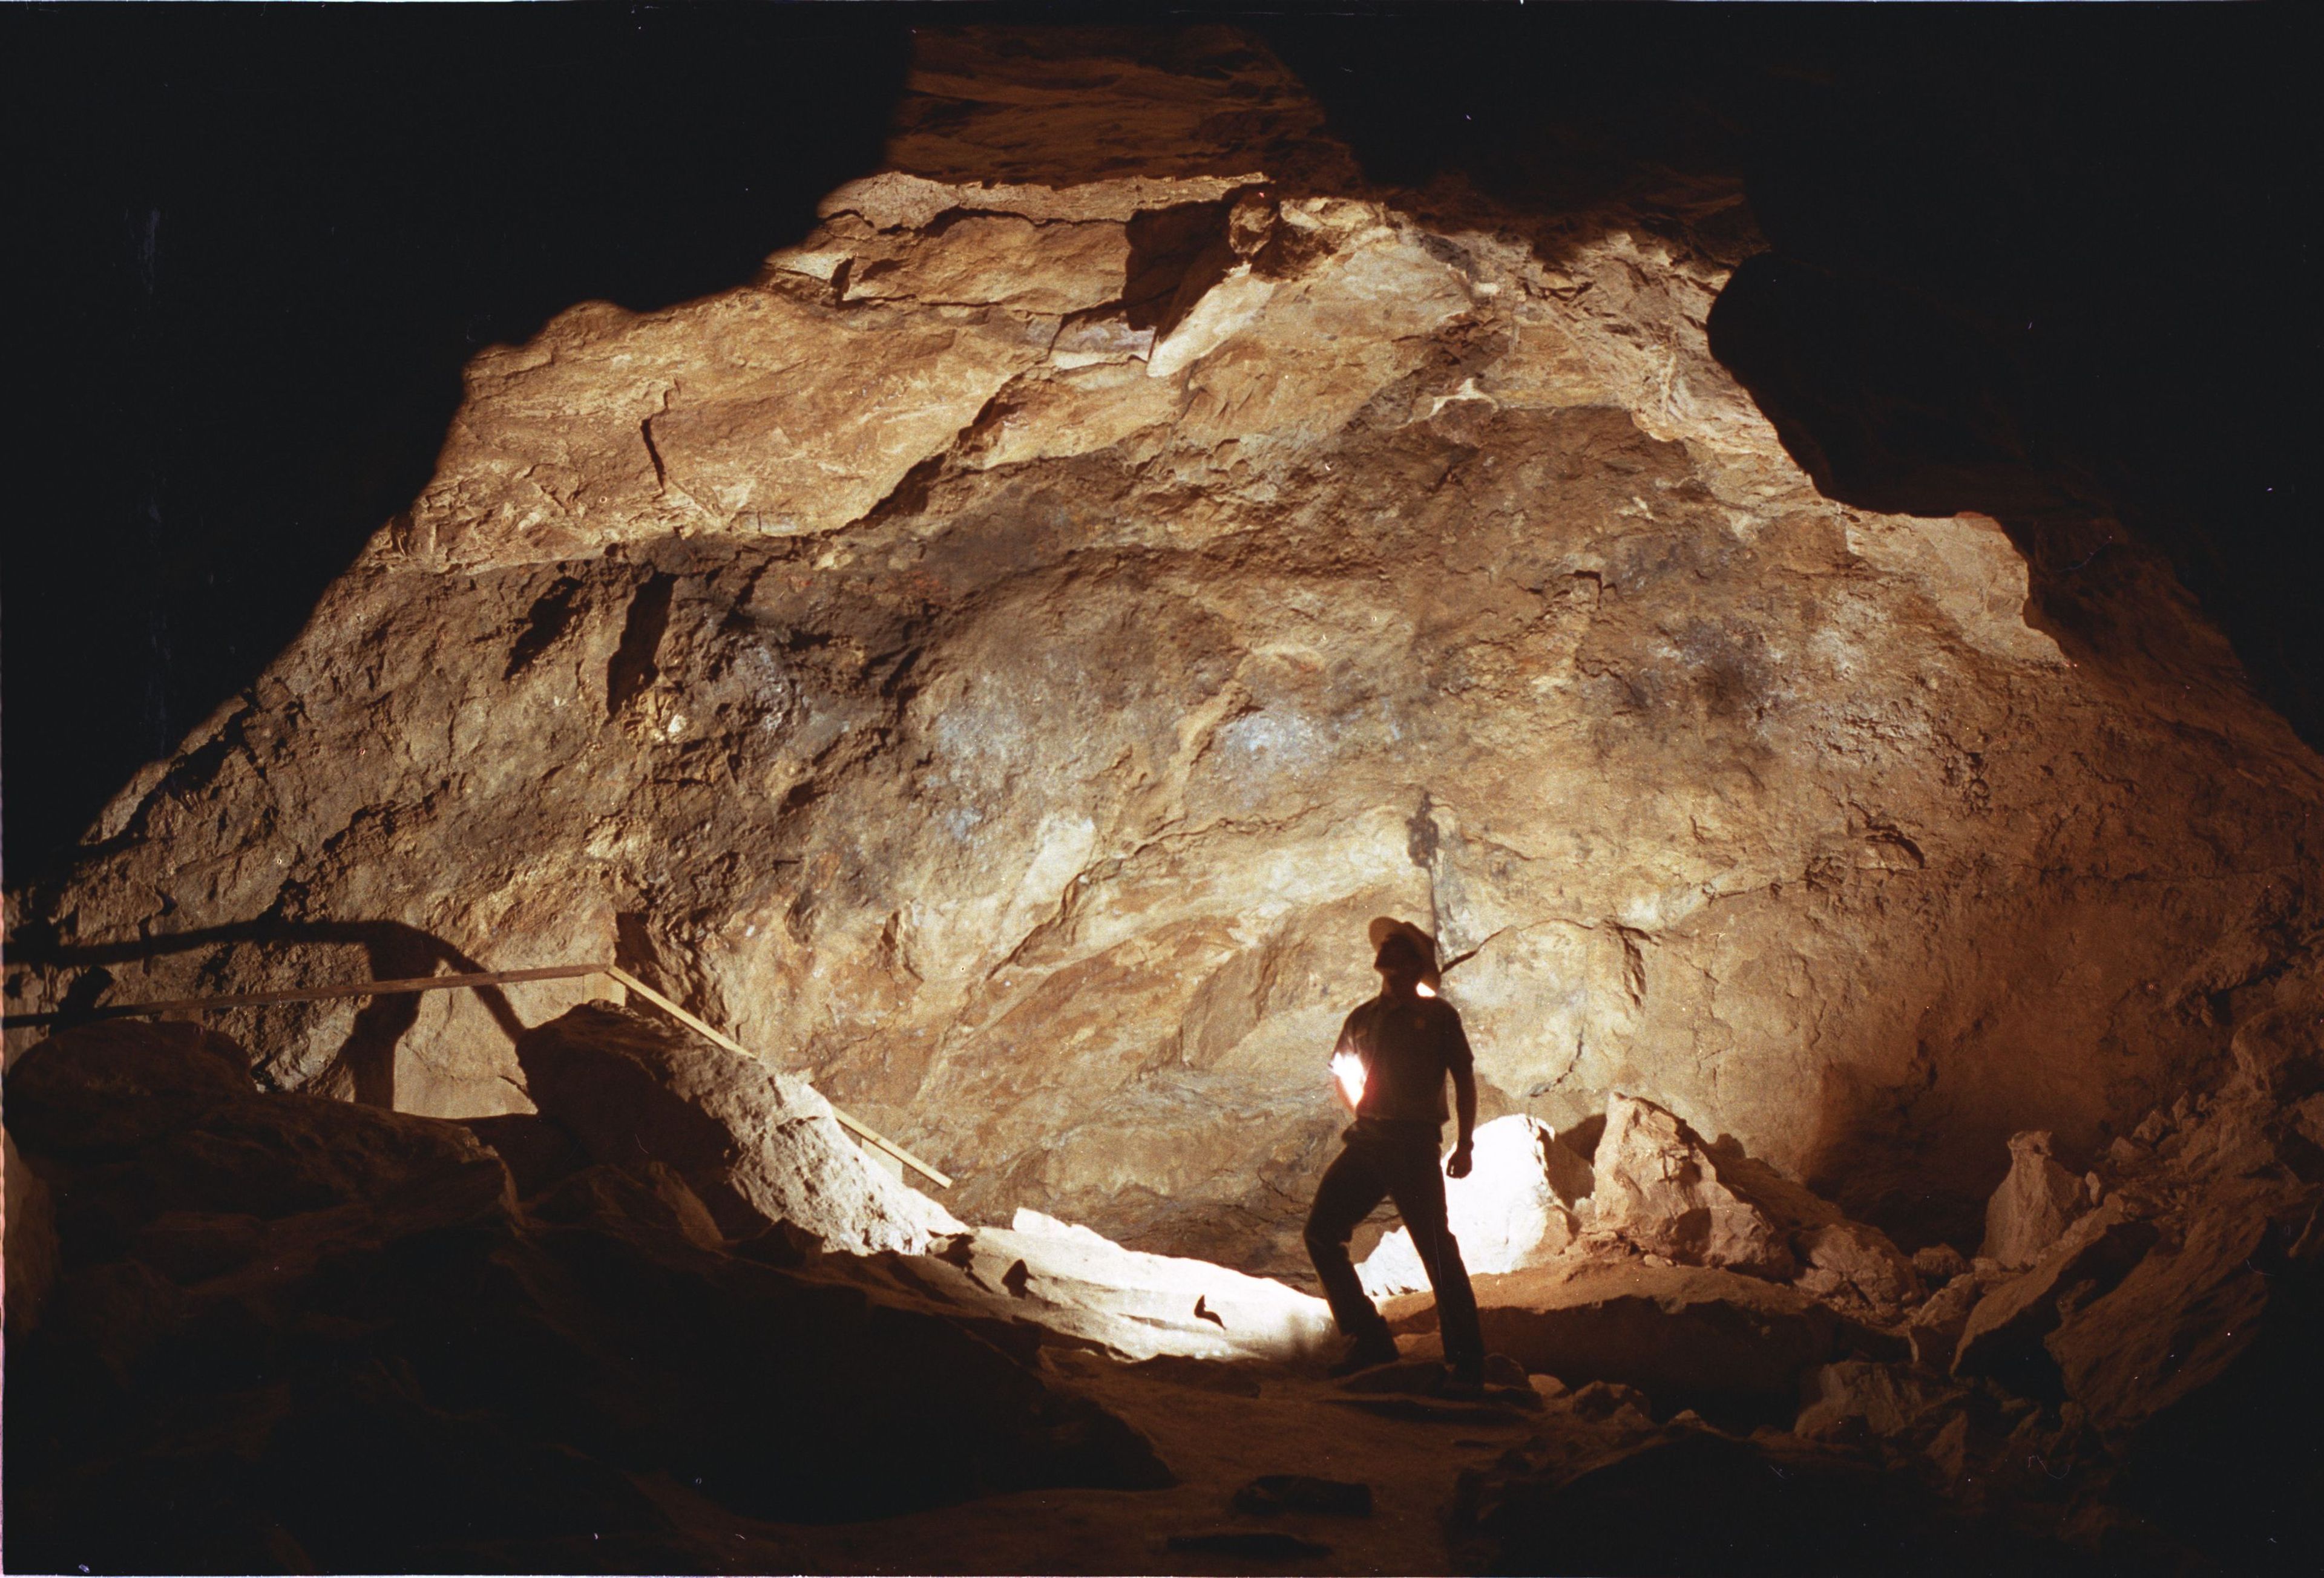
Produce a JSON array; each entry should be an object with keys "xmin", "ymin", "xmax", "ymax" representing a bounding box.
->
[
  {"xmin": 1325, "ymin": 1332, "xmax": 1400, "ymax": 1378},
  {"xmin": 1436, "ymin": 1355, "xmax": 1486, "ymax": 1399}
]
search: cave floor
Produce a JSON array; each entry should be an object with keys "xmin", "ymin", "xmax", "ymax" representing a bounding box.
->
[{"xmin": 642, "ymin": 1344, "xmax": 1514, "ymax": 1575}]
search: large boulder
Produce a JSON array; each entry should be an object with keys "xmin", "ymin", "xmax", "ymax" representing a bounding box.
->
[
  {"xmin": 4, "ymin": 1018, "xmax": 255, "ymax": 1155},
  {"xmin": 2047, "ymin": 1179, "xmax": 2286, "ymax": 1437},
  {"xmin": 1795, "ymin": 1220, "xmax": 1922, "ymax": 1315},
  {"xmin": 1358, "ymin": 1115, "xmax": 1578, "ymax": 1298},
  {"xmin": 1793, "ymin": 1358, "xmax": 1968, "ymax": 1441},
  {"xmin": 1978, "ymin": 1129, "xmax": 2082, "ymax": 1268},
  {"xmin": 1952, "ymin": 1199, "xmax": 2159, "ymax": 1389},
  {"xmin": 2228, "ymin": 995, "xmax": 2324, "ymax": 1101},
  {"xmin": 8, "ymin": 1021, "xmax": 516, "ymax": 1271},
  {"xmin": 1394, "ymin": 1257, "xmax": 1840, "ymax": 1423},
  {"xmin": 1592, "ymin": 1094, "xmax": 1794, "ymax": 1278},
  {"xmin": 516, "ymin": 1001, "xmax": 960, "ymax": 1253}
]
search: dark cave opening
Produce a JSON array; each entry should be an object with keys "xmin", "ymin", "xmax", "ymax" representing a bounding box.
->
[{"xmin": 7, "ymin": 4, "xmax": 911, "ymax": 884}]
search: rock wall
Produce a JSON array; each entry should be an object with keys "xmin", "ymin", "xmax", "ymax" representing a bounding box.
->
[{"xmin": 10, "ymin": 27, "xmax": 2322, "ymax": 1270}]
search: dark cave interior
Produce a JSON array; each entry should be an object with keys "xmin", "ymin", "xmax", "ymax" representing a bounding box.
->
[{"xmin": 7, "ymin": 5, "xmax": 2320, "ymax": 1576}]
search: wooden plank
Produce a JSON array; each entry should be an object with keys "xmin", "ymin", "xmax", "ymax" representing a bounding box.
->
[
  {"xmin": 601, "ymin": 963, "xmax": 954, "ymax": 1190},
  {"xmin": 2, "ymin": 962, "xmax": 610, "ymax": 1029}
]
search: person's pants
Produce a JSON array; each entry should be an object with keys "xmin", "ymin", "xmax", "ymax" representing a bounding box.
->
[{"xmin": 1303, "ymin": 1120, "xmax": 1484, "ymax": 1372}]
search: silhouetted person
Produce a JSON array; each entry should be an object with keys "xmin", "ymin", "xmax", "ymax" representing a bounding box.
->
[{"xmin": 1305, "ymin": 917, "xmax": 1485, "ymax": 1390}]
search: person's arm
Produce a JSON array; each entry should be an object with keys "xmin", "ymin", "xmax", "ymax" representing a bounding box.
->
[
  {"xmin": 1444, "ymin": 1006, "xmax": 1477, "ymax": 1177},
  {"xmin": 1448, "ymin": 1062, "xmax": 1477, "ymax": 1177}
]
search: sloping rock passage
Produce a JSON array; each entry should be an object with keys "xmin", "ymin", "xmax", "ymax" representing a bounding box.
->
[
  {"xmin": 10, "ymin": 28, "xmax": 2321, "ymax": 1283},
  {"xmin": 3, "ymin": 1020, "xmax": 1170, "ymax": 1574}
]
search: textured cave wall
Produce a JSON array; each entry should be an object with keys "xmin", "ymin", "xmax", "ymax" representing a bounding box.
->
[{"xmin": 10, "ymin": 27, "xmax": 2322, "ymax": 1270}]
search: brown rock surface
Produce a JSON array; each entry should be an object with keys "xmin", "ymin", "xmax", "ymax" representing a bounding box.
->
[
  {"xmin": 1952, "ymin": 1199, "xmax": 2159, "ymax": 1389},
  {"xmin": 1796, "ymin": 1219, "xmax": 1921, "ymax": 1315},
  {"xmin": 1906, "ymin": 1271, "xmax": 1984, "ymax": 1371},
  {"xmin": 1591, "ymin": 1092, "xmax": 1794, "ymax": 1277},
  {"xmin": 9, "ymin": 24, "xmax": 2324, "ymax": 1282},
  {"xmin": 1978, "ymin": 1127, "xmax": 2081, "ymax": 1268},
  {"xmin": 1793, "ymin": 1358, "xmax": 1966, "ymax": 1441},
  {"xmin": 516, "ymin": 1001, "xmax": 960, "ymax": 1252}
]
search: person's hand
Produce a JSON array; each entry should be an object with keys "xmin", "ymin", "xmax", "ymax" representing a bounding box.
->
[{"xmin": 1446, "ymin": 1141, "xmax": 1474, "ymax": 1179}]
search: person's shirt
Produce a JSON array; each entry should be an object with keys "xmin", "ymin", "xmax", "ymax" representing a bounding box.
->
[{"xmin": 1334, "ymin": 991, "xmax": 1472, "ymax": 1124}]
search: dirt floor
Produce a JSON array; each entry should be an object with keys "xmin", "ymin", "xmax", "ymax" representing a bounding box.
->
[{"xmin": 641, "ymin": 1341, "xmax": 1522, "ymax": 1575}]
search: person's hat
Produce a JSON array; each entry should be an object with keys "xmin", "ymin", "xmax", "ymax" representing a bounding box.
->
[{"xmin": 1367, "ymin": 916, "xmax": 1440, "ymax": 987}]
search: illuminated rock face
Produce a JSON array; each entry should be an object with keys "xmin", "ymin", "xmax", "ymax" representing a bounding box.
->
[{"xmin": 13, "ymin": 27, "xmax": 2323, "ymax": 1271}]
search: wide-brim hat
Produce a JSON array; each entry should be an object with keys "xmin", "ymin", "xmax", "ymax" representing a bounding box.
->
[{"xmin": 1367, "ymin": 916, "xmax": 1441, "ymax": 986}]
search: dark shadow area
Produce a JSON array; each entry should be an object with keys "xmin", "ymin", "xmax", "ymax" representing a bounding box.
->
[
  {"xmin": 7, "ymin": 4, "xmax": 911, "ymax": 883},
  {"xmin": 1262, "ymin": 4, "xmax": 2316, "ymax": 744},
  {"xmin": 4, "ymin": 1009, "xmax": 1168, "ymax": 1574},
  {"xmin": 5, "ymin": 917, "xmax": 533, "ymax": 1107}
]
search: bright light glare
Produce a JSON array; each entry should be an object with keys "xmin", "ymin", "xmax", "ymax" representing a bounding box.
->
[
  {"xmin": 1414, "ymin": 980, "xmax": 1437, "ymax": 998},
  {"xmin": 1330, "ymin": 1049, "xmax": 1367, "ymax": 1108}
]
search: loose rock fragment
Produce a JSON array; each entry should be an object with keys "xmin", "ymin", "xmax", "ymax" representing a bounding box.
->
[
  {"xmin": 1592, "ymin": 1095, "xmax": 1794, "ymax": 1278},
  {"xmin": 1979, "ymin": 1130, "xmax": 2083, "ymax": 1268}
]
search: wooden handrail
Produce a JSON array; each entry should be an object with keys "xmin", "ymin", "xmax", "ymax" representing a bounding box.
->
[
  {"xmin": 599, "ymin": 964, "xmax": 953, "ymax": 1188},
  {"xmin": 1, "ymin": 963, "xmax": 608, "ymax": 1027},
  {"xmin": 4, "ymin": 958, "xmax": 954, "ymax": 1188}
]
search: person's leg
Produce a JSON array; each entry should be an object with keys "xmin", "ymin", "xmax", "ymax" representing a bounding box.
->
[
  {"xmin": 1304, "ymin": 1141, "xmax": 1394, "ymax": 1349},
  {"xmin": 1382, "ymin": 1137, "xmax": 1485, "ymax": 1378}
]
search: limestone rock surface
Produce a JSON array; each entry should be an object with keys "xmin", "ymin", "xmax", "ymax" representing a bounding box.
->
[
  {"xmin": 1978, "ymin": 1128, "xmax": 2081, "ymax": 1268},
  {"xmin": 1796, "ymin": 1219, "xmax": 1921, "ymax": 1316},
  {"xmin": 947, "ymin": 1206, "xmax": 1333, "ymax": 1361},
  {"xmin": 516, "ymin": 1001, "xmax": 960, "ymax": 1252},
  {"xmin": 1357, "ymin": 1114, "xmax": 1576, "ymax": 1297},
  {"xmin": 1952, "ymin": 1199, "xmax": 2159, "ymax": 1386},
  {"xmin": 1540, "ymin": 1125, "xmax": 1597, "ymax": 1209},
  {"xmin": 1906, "ymin": 1271, "xmax": 1984, "ymax": 1371},
  {"xmin": 1793, "ymin": 1358, "xmax": 1966, "ymax": 1441},
  {"xmin": 9, "ymin": 24, "xmax": 2324, "ymax": 1277},
  {"xmin": 1592, "ymin": 1093, "xmax": 1793, "ymax": 1277},
  {"xmin": 5, "ymin": 1125, "xmax": 60, "ymax": 1333}
]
